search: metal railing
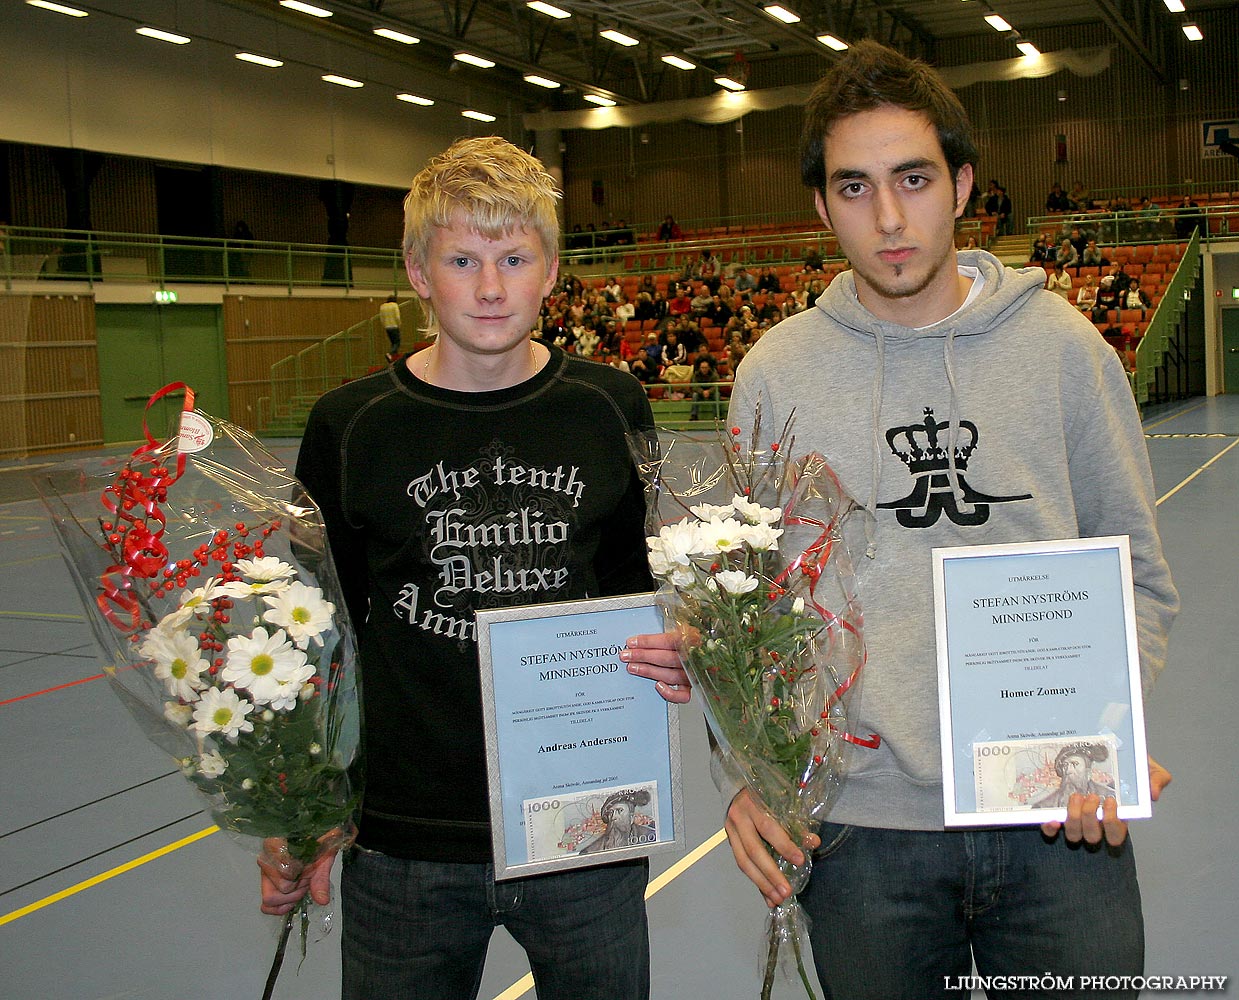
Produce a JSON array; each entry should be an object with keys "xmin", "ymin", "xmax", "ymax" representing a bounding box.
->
[
  {"xmin": 1132, "ymin": 230, "xmax": 1202, "ymax": 407},
  {"xmin": 1024, "ymin": 204, "xmax": 1236, "ymax": 249},
  {"xmin": 0, "ymin": 226, "xmax": 409, "ymax": 292}
]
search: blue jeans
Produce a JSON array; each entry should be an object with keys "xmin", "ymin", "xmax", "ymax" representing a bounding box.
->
[
  {"xmin": 340, "ymin": 846, "xmax": 650, "ymax": 1000},
  {"xmin": 799, "ymin": 824, "xmax": 1143, "ymax": 1000}
]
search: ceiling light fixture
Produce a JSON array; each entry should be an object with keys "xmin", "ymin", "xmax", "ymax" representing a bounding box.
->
[
  {"xmin": 984, "ymin": 14, "xmax": 1012, "ymax": 31},
  {"xmin": 136, "ymin": 26, "xmax": 191, "ymax": 44},
  {"xmin": 1162, "ymin": 0, "xmax": 1185, "ymax": 11},
  {"xmin": 600, "ymin": 29, "xmax": 639, "ymax": 46},
  {"xmin": 661, "ymin": 54, "xmax": 695, "ymax": 70},
  {"xmin": 322, "ymin": 73, "xmax": 363, "ymax": 87},
  {"xmin": 280, "ymin": 1, "xmax": 333, "ymax": 17},
  {"xmin": 1016, "ymin": 40, "xmax": 1040, "ymax": 57},
  {"xmin": 816, "ymin": 33, "xmax": 848, "ymax": 50},
  {"xmin": 236, "ymin": 52, "xmax": 284, "ymax": 67},
  {"xmin": 714, "ymin": 75, "xmax": 745, "ymax": 91},
  {"xmin": 584, "ymin": 94, "xmax": 617, "ymax": 106},
  {"xmin": 762, "ymin": 5, "xmax": 801, "ymax": 24},
  {"xmin": 524, "ymin": 74, "xmax": 561, "ymax": 88},
  {"xmin": 373, "ymin": 27, "xmax": 420, "ymax": 44},
  {"xmin": 527, "ymin": 1, "xmax": 572, "ymax": 18},
  {"xmin": 462, "ymin": 109, "xmax": 497, "ymax": 122},
  {"xmin": 453, "ymin": 51, "xmax": 496, "ymax": 68},
  {"xmin": 26, "ymin": 1, "xmax": 89, "ymax": 16},
  {"xmin": 1182, "ymin": 22, "xmax": 1203, "ymax": 39},
  {"xmin": 397, "ymin": 93, "xmax": 435, "ymax": 105}
]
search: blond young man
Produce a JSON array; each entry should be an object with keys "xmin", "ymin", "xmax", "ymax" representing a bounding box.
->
[{"xmin": 261, "ymin": 136, "xmax": 687, "ymax": 1000}]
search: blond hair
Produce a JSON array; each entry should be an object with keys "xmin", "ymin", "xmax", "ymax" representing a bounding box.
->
[{"xmin": 403, "ymin": 136, "xmax": 561, "ymax": 268}]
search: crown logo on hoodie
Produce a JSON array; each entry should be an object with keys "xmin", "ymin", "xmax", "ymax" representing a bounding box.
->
[
  {"xmin": 884, "ymin": 408, "xmax": 978, "ymax": 474},
  {"xmin": 877, "ymin": 406, "xmax": 1032, "ymax": 528}
]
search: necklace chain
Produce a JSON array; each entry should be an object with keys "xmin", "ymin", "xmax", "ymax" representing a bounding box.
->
[{"xmin": 422, "ymin": 340, "xmax": 539, "ymax": 387}]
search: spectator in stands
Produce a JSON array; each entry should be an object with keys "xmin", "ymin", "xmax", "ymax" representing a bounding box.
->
[
  {"xmin": 1124, "ymin": 284, "xmax": 1151, "ymax": 314},
  {"xmin": 638, "ymin": 274, "xmax": 656, "ymax": 297},
  {"xmin": 1046, "ymin": 183, "xmax": 1071, "ymax": 213},
  {"xmin": 1082, "ymin": 239, "xmax": 1107, "ymax": 268},
  {"xmin": 706, "ymin": 293, "xmax": 733, "ymax": 326},
  {"xmin": 1075, "ymin": 274, "xmax": 1098, "ymax": 313},
  {"xmin": 604, "ymin": 352, "xmax": 630, "ymax": 374},
  {"xmin": 1174, "ymin": 194, "xmax": 1203, "ymax": 240},
  {"xmin": 1055, "ymin": 239, "xmax": 1079, "ymax": 270},
  {"xmin": 727, "ymin": 332, "xmax": 748, "ymax": 371},
  {"xmin": 803, "ymin": 246, "xmax": 824, "ymax": 272},
  {"xmin": 614, "ymin": 295, "xmax": 636, "ymax": 324},
  {"xmin": 995, "ymin": 185, "xmax": 1013, "ymax": 237},
  {"xmin": 1068, "ymin": 180, "xmax": 1092, "ymax": 211},
  {"xmin": 657, "ymin": 214, "xmax": 682, "ymax": 242},
  {"xmin": 690, "ymin": 284, "xmax": 713, "ymax": 317},
  {"xmin": 959, "ymin": 235, "xmax": 978, "ymax": 251},
  {"xmin": 1029, "ymin": 235, "xmax": 1052, "ymax": 263},
  {"xmin": 1068, "ymin": 226, "xmax": 1089, "ymax": 258},
  {"xmin": 603, "ymin": 276, "xmax": 622, "ymax": 302},
  {"xmin": 1093, "ymin": 274, "xmax": 1119, "ymax": 323},
  {"xmin": 661, "ymin": 329, "xmax": 688, "ymax": 368},
  {"xmin": 689, "ymin": 356, "xmax": 722, "ymax": 421},
  {"xmin": 668, "ymin": 285, "xmax": 692, "ymax": 318},
  {"xmin": 757, "ymin": 267, "xmax": 780, "ymax": 294},
  {"xmin": 1111, "ymin": 263, "xmax": 1134, "ymax": 296},
  {"xmin": 694, "ymin": 249, "xmax": 720, "ymax": 291},
  {"xmin": 984, "ymin": 179, "xmax": 1001, "ymax": 217},
  {"xmin": 1046, "ymin": 260, "xmax": 1072, "ymax": 300},
  {"xmin": 678, "ymin": 320, "xmax": 705, "ymax": 358},
  {"xmin": 806, "ymin": 277, "xmax": 826, "ymax": 309},
  {"xmin": 787, "ymin": 285, "xmax": 809, "ymax": 314},
  {"xmin": 650, "ymin": 290, "xmax": 670, "ymax": 323},
  {"xmin": 379, "ymin": 294, "xmax": 402, "ymax": 363},
  {"xmin": 1136, "ymin": 197, "xmax": 1162, "ymax": 239},
  {"xmin": 576, "ymin": 326, "xmax": 600, "ymax": 358},
  {"xmin": 734, "ymin": 266, "xmax": 757, "ymax": 292}
]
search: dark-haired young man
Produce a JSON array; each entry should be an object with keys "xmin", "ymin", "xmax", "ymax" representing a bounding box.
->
[{"xmin": 719, "ymin": 40, "xmax": 1178, "ymax": 999}]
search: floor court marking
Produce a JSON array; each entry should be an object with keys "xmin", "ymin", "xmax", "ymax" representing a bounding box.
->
[
  {"xmin": 1156, "ymin": 437, "xmax": 1238, "ymax": 507},
  {"xmin": 0, "ymin": 825, "xmax": 219, "ymax": 927},
  {"xmin": 1143, "ymin": 399, "xmax": 1208, "ymax": 431},
  {"xmin": 491, "ymin": 829, "xmax": 729, "ymax": 1000}
]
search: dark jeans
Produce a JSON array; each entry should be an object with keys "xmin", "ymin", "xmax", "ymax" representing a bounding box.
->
[
  {"xmin": 800, "ymin": 823, "xmax": 1144, "ymax": 1000},
  {"xmin": 341, "ymin": 846, "xmax": 650, "ymax": 1000}
]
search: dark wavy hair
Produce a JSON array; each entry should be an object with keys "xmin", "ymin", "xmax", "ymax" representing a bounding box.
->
[{"xmin": 800, "ymin": 40, "xmax": 978, "ymax": 196}]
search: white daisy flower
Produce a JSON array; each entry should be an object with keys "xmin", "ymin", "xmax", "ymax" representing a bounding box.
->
[
  {"xmin": 163, "ymin": 702, "xmax": 193, "ymax": 727},
  {"xmin": 157, "ymin": 579, "xmax": 221, "ymax": 631},
  {"xmin": 731, "ymin": 494, "xmax": 783, "ymax": 525},
  {"xmin": 650, "ymin": 519, "xmax": 700, "ymax": 567},
  {"xmin": 689, "ymin": 501, "xmax": 736, "ymax": 520},
  {"xmin": 715, "ymin": 570, "xmax": 760, "ymax": 595},
  {"xmin": 695, "ymin": 517, "xmax": 746, "ymax": 555},
  {"xmin": 262, "ymin": 581, "xmax": 335, "ymax": 649},
  {"xmin": 217, "ymin": 577, "xmax": 290, "ymax": 599},
  {"xmin": 235, "ymin": 556, "xmax": 296, "ymax": 583},
  {"xmin": 792, "ymin": 597, "xmax": 806, "ymax": 614},
  {"xmin": 140, "ymin": 629, "xmax": 209, "ymax": 701},
  {"xmin": 263, "ymin": 661, "xmax": 316, "ymax": 712},
  {"xmin": 736, "ymin": 521, "xmax": 784, "ymax": 552},
  {"xmin": 192, "ymin": 686, "xmax": 254, "ymax": 741},
  {"xmin": 221, "ymin": 627, "xmax": 309, "ymax": 705},
  {"xmin": 198, "ymin": 750, "xmax": 228, "ymax": 778}
]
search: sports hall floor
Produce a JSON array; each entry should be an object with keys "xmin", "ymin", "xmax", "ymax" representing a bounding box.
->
[{"xmin": 1, "ymin": 395, "xmax": 1236, "ymax": 999}]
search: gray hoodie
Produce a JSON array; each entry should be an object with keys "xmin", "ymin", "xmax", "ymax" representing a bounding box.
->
[{"xmin": 722, "ymin": 249, "xmax": 1178, "ymax": 831}]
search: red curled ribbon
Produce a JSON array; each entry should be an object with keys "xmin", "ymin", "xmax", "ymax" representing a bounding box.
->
[
  {"xmin": 771, "ymin": 461, "xmax": 881, "ymax": 750},
  {"xmin": 96, "ymin": 383, "xmax": 196, "ymax": 633}
]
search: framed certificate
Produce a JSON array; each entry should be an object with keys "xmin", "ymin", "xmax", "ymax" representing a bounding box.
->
[
  {"xmin": 933, "ymin": 536, "xmax": 1151, "ymax": 827},
  {"xmin": 476, "ymin": 592, "xmax": 685, "ymax": 879}
]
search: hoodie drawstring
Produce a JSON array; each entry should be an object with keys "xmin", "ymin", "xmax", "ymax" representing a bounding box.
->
[
  {"xmin": 942, "ymin": 329, "xmax": 974, "ymax": 516},
  {"xmin": 865, "ymin": 328, "xmax": 886, "ymax": 560}
]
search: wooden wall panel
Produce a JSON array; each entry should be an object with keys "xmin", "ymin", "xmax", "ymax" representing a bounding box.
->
[
  {"xmin": 223, "ymin": 295, "xmax": 389, "ymax": 431},
  {"xmin": 0, "ymin": 292, "xmax": 101, "ymax": 456}
]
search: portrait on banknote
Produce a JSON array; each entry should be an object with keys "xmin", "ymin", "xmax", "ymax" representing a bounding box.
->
[
  {"xmin": 932, "ymin": 537, "xmax": 1151, "ymax": 827},
  {"xmin": 477, "ymin": 594, "xmax": 684, "ymax": 879}
]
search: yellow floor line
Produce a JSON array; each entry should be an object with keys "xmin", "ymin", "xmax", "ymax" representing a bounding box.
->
[
  {"xmin": 1157, "ymin": 437, "xmax": 1239, "ymax": 507},
  {"xmin": 491, "ymin": 829, "xmax": 728, "ymax": 1000},
  {"xmin": 0, "ymin": 610, "xmax": 85, "ymax": 620},
  {"xmin": 0, "ymin": 825, "xmax": 218, "ymax": 927},
  {"xmin": 1143, "ymin": 399, "xmax": 1207, "ymax": 432}
]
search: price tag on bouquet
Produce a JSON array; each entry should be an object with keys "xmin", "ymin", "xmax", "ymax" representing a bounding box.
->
[{"xmin": 932, "ymin": 536, "xmax": 1152, "ymax": 827}]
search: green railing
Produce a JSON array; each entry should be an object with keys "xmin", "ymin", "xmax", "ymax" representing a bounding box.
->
[
  {"xmin": 256, "ymin": 299, "xmax": 424, "ymax": 435},
  {"xmin": 0, "ymin": 226, "xmax": 409, "ymax": 292},
  {"xmin": 1024, "ymin": 204, "xmax": 1237, "ymax": 247},
  {"xmin": 1132, "ymin": 230, "xmax": 1202, "ymax": 407}
]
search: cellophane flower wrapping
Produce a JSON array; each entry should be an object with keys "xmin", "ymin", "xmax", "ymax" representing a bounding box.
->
[
  {"xmin": 33, "ymin": 398, "xmax": 362, "ymax": 947},
  {"xmin": 629, "ymin": 418, "xmax": 875, "ymax": 1000}
]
